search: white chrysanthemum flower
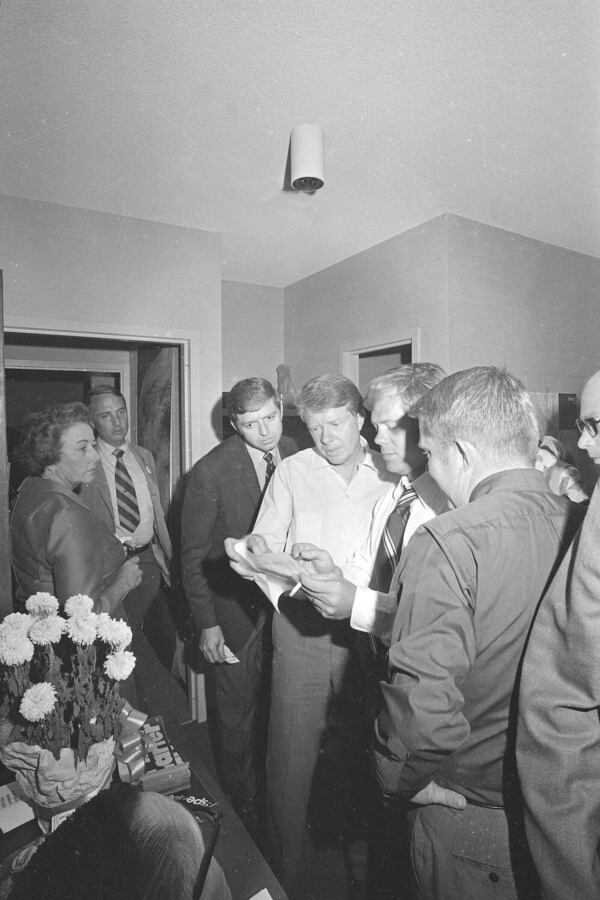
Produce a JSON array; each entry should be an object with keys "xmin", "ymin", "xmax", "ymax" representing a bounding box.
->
[
  {"xmin": 20, "ymin": 682, "xmax": 57, "ymax": 721},
  {"xmin": 104, "ymin": 650, "xmax": 136, "ymax": 681},
  {"xmin": 96, "ymin": 616, "xmax": 132, "ymax": 650},
  {"xmin": 25, "ymin": 593, "xmax": 59, "ymax": 618},
  {"xmin": 0, "ymin": 621, "xmax": 35, "ymax": 666},
  {"xmin": 65, "ymin": 614, "xmax": 98, "ymax": 646},
  {"xmin": 28, "ymin": 615, "xmax": 65, "ymax": 646},
  {"xmin": 2, "ymin": 613, "xmax": 33, "ymax": 633},
  {"xmin": 64, "ymin": 594, "xmax": 94, "ymax": 618}
]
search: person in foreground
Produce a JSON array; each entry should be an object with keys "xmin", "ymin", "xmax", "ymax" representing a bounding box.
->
[
  {"xmin": 516, "ymin": 369, "xmax": 600, "ymax": 899},
  {"xmin": 2, "ymin": 784, "xmax": 231, "ymax": 900},
  {"xmin": 10, "ymin": 403, "xmax": 140, "ymax": 613},
  {"xmin": 373, "ymin": 366, "xmax": 582, "ymax": 900}
]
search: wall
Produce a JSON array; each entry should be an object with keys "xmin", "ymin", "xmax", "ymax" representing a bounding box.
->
[
  {"xmin": 221, "ymin": 280, "xmax": 285, "ymax": 392},
  {"xmin": 447, "ymin": 215, "xmax": 600, "ymax": 392},
  {"xmin": 284, "ymin": 215, "xmax": 451, "ymax": 390},
  {"xmin": 284, "ymin": 212, "xmax": 600, "ymax": 399},
  {"xmin": 0, "ymin": 194, "xmax": 222, "ymax": 464}
]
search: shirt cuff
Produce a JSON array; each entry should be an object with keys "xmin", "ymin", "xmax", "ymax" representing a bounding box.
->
[{"xmin": 350, "ymin": 586, "xmax": 396, "ymax": 645}]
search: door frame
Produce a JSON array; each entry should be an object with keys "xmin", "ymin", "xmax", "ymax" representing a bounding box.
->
[
  {"xmin": 339, "ymin": 328, "xmax": 421, "ymax": 385},
  {"xmin": 4, "ymin": 316, "xmax": 200, "ymax": 469}
]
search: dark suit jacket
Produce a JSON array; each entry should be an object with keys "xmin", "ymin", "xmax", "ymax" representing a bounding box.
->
[
  {"xmin": 180, "ymin": 433, "xmax": 297, "ymax": 652},
  {"xmin": 80, "ymin": 442, "xmax": 172, "ymax": 583},
  {"xmin": 517, "ymin": 482, "xmax": 600, "ymax": 899}
]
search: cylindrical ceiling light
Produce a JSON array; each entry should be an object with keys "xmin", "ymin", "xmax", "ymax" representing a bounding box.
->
[{"xmin": 290, "ymin": 124, "xmax": 324, "ymax": 192}]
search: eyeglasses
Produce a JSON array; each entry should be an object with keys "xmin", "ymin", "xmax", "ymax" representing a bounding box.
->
[
  {"xmin": 170, "ymin": 795, "xmax": 223, "ymax": 899},
  {"xmin": 575, "ymin": 417, "xmax": 600, "ymax": 438}
]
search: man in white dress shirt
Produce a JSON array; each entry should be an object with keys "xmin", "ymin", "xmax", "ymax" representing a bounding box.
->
[{"xmin": 230, "ymin": 373, "xmax": 395, "ymax": 898}]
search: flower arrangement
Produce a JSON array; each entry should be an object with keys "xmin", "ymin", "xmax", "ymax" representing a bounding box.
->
[{"xmin": 0, "ymin": 593, "xmax": 135, "ymax": 762}]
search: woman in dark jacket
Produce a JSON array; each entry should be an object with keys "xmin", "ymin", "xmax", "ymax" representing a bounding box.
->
[{"xmin": 10, "ymin": 402, "xmax": 140, "ymax": 612}]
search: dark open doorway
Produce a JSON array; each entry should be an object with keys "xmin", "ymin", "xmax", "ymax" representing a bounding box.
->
[{"xmin": 4, "ymin": 332, "xmax": 183, "ymax": 520}]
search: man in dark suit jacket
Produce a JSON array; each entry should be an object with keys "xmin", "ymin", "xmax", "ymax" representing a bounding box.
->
[
  {"xmin": 81, "ymin": 385, "xmax": 172, "ymax": 705},
  {"xmin": 181, "ymin": 377, "xmax": 296, "ymax": 816}
]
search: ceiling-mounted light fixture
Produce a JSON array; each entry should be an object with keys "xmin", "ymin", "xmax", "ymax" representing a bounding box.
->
[{"xmin": 290, "ymin": 123, "xmax": 324, "ymax": 192}]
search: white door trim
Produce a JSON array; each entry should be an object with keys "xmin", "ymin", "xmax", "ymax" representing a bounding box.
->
[
  {"xmin": 339, "ymin": 328, "xmax": 421, "ymax": 383},
  {"xmin": 4, "ymin": 315, "xmax": 200, "ymax": 468}
]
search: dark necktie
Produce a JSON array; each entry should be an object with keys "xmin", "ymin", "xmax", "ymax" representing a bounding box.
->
[
  {"xmin": 263, "ymin": 451, "xmax": 276, "ymax": 488},
  {"xmin": 113, "ymin": 449, "xmax": 140, "ymax": 533},
  {"xmin": 369, "ymin": 483, "xmax": 418, "ymax": 593},
  {"xmin": 363, "ymin": 481, "xmax": 418, "ymax": 679}
]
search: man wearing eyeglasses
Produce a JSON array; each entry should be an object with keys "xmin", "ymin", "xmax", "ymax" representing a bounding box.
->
[
  {"xmin": 516, "ymin": 370, "xmax": 600, "ymax": 899},
  {"xmin": 576, "ymin": 369, "xmax": 600, "ymax": 465}
]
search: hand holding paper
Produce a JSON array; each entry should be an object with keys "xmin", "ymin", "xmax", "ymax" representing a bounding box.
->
[{"xmin": 225, "ymin": 536, "xmax": 320, "ymax": 608}]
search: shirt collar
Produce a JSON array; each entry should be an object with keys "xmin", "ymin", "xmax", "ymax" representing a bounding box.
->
[
  {"xmin": 245, "ymin": 442, "xmax": 280, "ymax": 465},
  {"xmin": 469, "ymin": 467, "xmax": 544, "ymax": 502},
  {"xmin": 97, "ymin": 437, "xmax": 129, "ymax": 458},
  {"xmin": 311, "ymin": 436, "xmax": 371, "ymax": 471}
]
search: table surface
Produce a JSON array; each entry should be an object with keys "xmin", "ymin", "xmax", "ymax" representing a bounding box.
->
[{"xmin": 0, "ymin": 729, "xmax": 288, "ymax": 900}]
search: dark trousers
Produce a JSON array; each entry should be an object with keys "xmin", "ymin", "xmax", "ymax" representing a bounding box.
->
[
  {"xmin": 212, "ymin": 623, "xmax": 265, "ymax": 803},
  {"xmin": 120, "ymin": 546, "xmax": 163, "ymax": 710}
]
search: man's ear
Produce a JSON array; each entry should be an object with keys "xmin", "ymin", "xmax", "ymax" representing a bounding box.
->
[
  {"xmin": 357, "ymin": 412, "xmax": 365, "ymax": 431},
  {"xmin": 230, "ymin": 416, "xmax": 240, "ymax": 436}
]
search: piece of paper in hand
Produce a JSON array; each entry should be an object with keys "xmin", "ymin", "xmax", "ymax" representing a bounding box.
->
[
  {"xmin": 231, "ymin": 540, "xmax": 303, "ymax": 611},
  {"xmin": 233, "ymin": 542, "xmax": 303, "ymax": 580},
  {"xmin": 223, "ymin": 645, "xmax": 240, "ymax": 664}
]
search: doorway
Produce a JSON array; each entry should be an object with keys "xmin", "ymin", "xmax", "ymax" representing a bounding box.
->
[
  {"xmin": 341, "ymin": 336, "xmax": 416, "ymax": 447},
  {"xmin": 4, "ymin": 332, "xmax": 184, "ymax": 521}
]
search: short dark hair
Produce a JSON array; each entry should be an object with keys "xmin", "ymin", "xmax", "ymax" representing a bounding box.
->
[
  {"xmin": 296, "ymin": 374, "xmax": 363, "ymax": 420},
  {"xmin": 415, "ymin": 366, "xmax": 539, "ymax": 464},
  {"xmin": 13, "ymin": 403, "xmax": 92, "ymax": 477},
  {"xmin": 363, "ymin": 363, "xmax": 446, "ymax": 413},
  {"xmin": 87, "ymin": 384, "xmax": 127, "ymax": 406},
  {"xmin": 226, "ymin": 377, "xmax": 278, "ymax": 421}
]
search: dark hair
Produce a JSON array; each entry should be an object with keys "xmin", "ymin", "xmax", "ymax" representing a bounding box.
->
[
  {"xmin": 415, "ymin": 366, "xmax": 539, "ymax": 465},
  {"xmin": 8, "ymin": 785, "xmax": 215, "ymax": 900},
  {"xmin": 226, "ymin": 377, "xmax": 278, "ymax": 421},
  {"xmin": 13, "ymin": 403, "xmax": 92, "ymax": 477},
  {"xmin": 296, "ymin": 374, "xmax": 363, "ymax": 419},
  {"xmin": 87, "ymin": 384, "xmax": 127, "ymax": 406},
  {"xmin": 363, "ymin": 363, "xmax": 446, "ymax": 412}
]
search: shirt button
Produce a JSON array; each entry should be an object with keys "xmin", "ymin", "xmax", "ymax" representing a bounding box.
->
[{"xmin": 489, "ymin": 872, "xmax": 499, "ymax": 883}]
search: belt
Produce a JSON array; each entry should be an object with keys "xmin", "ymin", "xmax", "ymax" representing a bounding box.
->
[
  {"xmin": 466, "ymin": 799, "xmax": 503, "ymax": 810},
  {"xmin": 125, "ymin": 542, "xmax": 152, "ymax": 558}
]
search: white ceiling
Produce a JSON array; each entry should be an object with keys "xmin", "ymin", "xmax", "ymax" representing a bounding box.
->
[{"xmin": 1, "ymin": 0, "xmax": 598, "ymax": 288}]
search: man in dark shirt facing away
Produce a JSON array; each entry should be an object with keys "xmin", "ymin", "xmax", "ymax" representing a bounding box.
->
[{"xmin": 374, "ymin": 366, "xmax": 582, "ymax": 900}]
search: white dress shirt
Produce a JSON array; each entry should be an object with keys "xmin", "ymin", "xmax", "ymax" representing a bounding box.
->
[
  {"xmin": 344, "ymin": 472, "xmax": 452, "ymax": 643},
  {"xmin": 251, "ymin": 441, "xmax": 396, "ymax": 607},
  {"xmin": 96, "ymin": 438, "xmax": 155, "ymax": 547}
]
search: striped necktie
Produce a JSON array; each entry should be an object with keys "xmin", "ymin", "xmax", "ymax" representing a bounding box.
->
[
  {"xmin": 263, "ymin": 451, "xmax": 276, "ymax": 487},
  {"xmin": 113, "ymin": 449, "xmax": 140, "ymax": 533},
  {"xmin": 369, "ymin": 483, "xmax": 418, "ymax": 593}
]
